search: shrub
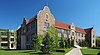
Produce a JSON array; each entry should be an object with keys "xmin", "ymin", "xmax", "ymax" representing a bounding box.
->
[
  {"xmin": 97, "ymin": 52, "xmax": 100, "ymax": 55},
  {"xmin": 56, "ymin": 49, "xmax": 65, "ymax": 52}
]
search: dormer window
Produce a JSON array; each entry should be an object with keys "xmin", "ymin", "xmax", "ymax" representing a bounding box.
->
[{"xmin": 46, "ymin": 13, "xmax": 49, "ymax": 21}]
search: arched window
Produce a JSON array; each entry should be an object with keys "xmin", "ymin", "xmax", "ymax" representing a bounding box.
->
[{"xmin": 46, "ymin": 13, "xmax": 49, "ymax": 20}]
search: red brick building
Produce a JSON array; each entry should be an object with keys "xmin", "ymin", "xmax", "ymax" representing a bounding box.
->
[{"xmin": 17, "ymin": 5, "xmax": 96, "ymax": 49}]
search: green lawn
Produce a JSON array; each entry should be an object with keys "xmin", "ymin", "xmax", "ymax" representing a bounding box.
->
[
  {"xmin": 81, "ymin": 48, "xmax": 100, "ymax": 55},
  {"xmin": 0, "ymin": 48, "xmax": 72, "ymax": 55}
]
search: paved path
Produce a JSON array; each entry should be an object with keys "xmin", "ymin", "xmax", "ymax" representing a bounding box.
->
[{"xmin": 65, "ymin": 48, "xmax": 83, "ymax": 55}]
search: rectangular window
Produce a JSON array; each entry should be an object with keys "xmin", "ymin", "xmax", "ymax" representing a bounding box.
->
[
  {"xmin": 77, "ymin": 33, "xmax": 80, "ymax": 36},
  {"xmin": 11, "ymin": 38, "xmax": 14, "ymax": 41},
  {"xmin": 1, "ymin": 38, "xmax": 8, "ymax": 41},
  {"xmin": 11, "ymin": 33, "xmax": 14, "ymax": 36},
  {"xmin": 58, "ymin": 33, "xmax": 61, "ymax": 37},
  {"xmin": 1, "ymin": 32, "xmax": 7, "ymax": 36},
  {"xmin": 72, "ymin": 32, "xmax": 74, "ymax": 36},
  {"xmin": 63, "ymin": 29, "xmax": 67, "ymax": 37},
  {"xmin": 64, "ymin": 34, "xmax": 67, "ymax": 37},
  {"xmin": 26, "ymin": 36, "xmax": 30, "ymax": 41},
  {"xmin": 31, "ymin": 22, "xmax": 36, "ymax": 29},
  {"xmin": 93, "ymin": 35, "xmax": 94, "ymax": 38},
  {"xmin": 26, "ymin": 45, "xmax": 30, "ymax": 49},
  {"xmin": 11, "ymin": 43, "xmax": 13, "ymax": 48},
  {"xmin": 93, "ymin": 40, "xmax": 94, "ymax": 43},
  {"xmin": 1, "ymin": 43, "xmax": 8, "ymax": 46},
  {"xmin": 68, "ymin": 31, "xmax": 70, "ymax": 35},
  {"xmin": 28, "ymin": 25, "xmax": 31, "ymax": 31},
  {"xmin": 82, "ymin": 34, "xmax": 83, "ymax": 37},
  {"xmin": 44, "ymin": 22, "xmax": 50, "ymax": 30},
  {"xmin": 58, "ymin": 29, "xmax": 62, "ymax": 33}
]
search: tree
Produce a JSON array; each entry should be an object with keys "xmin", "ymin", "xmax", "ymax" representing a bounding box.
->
[
  {"xmin": 7, "ymin": 30, "xmax": 10, "ymax": 49},
  {"xmin": 55, "ymin": 33, "xmax": 58, "ymax": 48},
  {"xmin": 96, "ymin": 36, "xmax": 100, "ymax": 47},
  {"xmin": 41, "ymin": 32, "xmax": 54, "ymax": 53},
  {"xmin": 71, "ymin": 39, "xmax": 74, "ymax": 47},
  {"xmin": 48, "ymin": 25, "xmax": 58, "ymax": 48},
  {"xmin": 32, "ymin": 34, "xmax": 40, "ymax": 51},
  {"xmin": 79, "ymin": 40, "xmax": 89, "ymax": 47},
  {"xmin": 67, "ymin": 38, "xmax": 71, "ymax": 48},
  {"xmin": 60, "ymin": 34, "xmax": 65, "ymax": 48},
  {"xmin": 38, "ymin": 34, "xmax": 44, "ymax": 45}
]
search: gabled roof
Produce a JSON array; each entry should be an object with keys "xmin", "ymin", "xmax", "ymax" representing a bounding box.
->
[
  {"xmin": 75, "ymin": 27, "xmax": 86, "ymax": 33},
  {"xmin": 84, "ymin": 27, "xmax": 93, "ymax": 33},
  {"xmin": 25, "ymin": 15, "xmax": 37, "ymax": 24},
  {"xmin": 55, "ymin": 20, "xmax": 70, "ymax": 30},
  {"xmin": 55, "ymin": 20, "xmax": 86, "ymax": 33}
]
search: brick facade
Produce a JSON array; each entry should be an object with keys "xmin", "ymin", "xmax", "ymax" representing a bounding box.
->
[{"xmin": 17, "ymin": 5, "xmax": 96, "ymax": 49}]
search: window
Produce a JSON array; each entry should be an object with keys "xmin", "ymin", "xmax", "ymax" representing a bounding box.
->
[
  {"xmin": 77, "ymin": 33, "xmax": 80, "ymax": 36},
  {"xmin": 26, "ymin": 45, "xmax": 30, "ymax": 49},
  {"xmin": 1, "ymin": 43, "xmax": 8, "ymax": 46},
  {"xmin": 1, "ymin": 32, "xmax": 7, "ymax": 36},
  {"xmin": 64, "ymin": 34, "xmax": 67, "ymax": 37},
  {"xmin": 68, "ymin": 31, "xmax": 70, "ymax": 35},
  {"xmin": 46, "ymin": 13, "xmax": 49, "ymax": 20},
  {"xmin": 11, "ymin": 43, "xmax": 13, "ymax": 48},
  {"xmin": 58, "ymin": 29, "xmax": 62, "ymax": 33},
  {"xmin": 72, "ymin": 32, "xmax": 74, "ymax": 36},
  {"xmin": 93, "ymin": 40, "xmax": 94, "ymax": 43},
  {"xmin": 93, "ymin": 35, "xmax": 94, "ymax": 38},
  {"xmin": 44, "ymin": 22, "xmax": 50, "ymax": 30},
  {"xmin": 64, "ymin": 30, "xmax": 67, "ymax": 37},
  {"xmin": 58, "ymin": 33, "xmax": 61, "ymax": 37},
  {"xmin": 1, "ymin": 38, "xmax": 8, "ymax": 41},
  {"xmin": 64, "ymin": 30, "xmax": 67, "ymax": 34},
  {"xmin": 11, "ymin": 38, "xmax": 14, "ymax": 41},
  {"xmin": 72, "ymin": 26, "xmax": 74, "ymax": 28},
  {"xmin": 26, "ymin": 36, "xmax": 30, "ymax": 41},
  {"xmin": 11, "ymin": 33, "xmax": 14, "ymax": 36},
  {"xmin": 28, "ymin": 25, "xmax": 31, "ymax": 31},
  {"xmin": 31, "ymin": 22, "xmax": 36, "ymax": 29},
  {"xmin": 82, "ymin": 34, "xmax": 84, "ymax": 37}
]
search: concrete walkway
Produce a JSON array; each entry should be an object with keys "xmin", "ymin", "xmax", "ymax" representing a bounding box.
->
[{"xmin": 65, "ymin": 48, "xmax": 83, "ymax": 55}]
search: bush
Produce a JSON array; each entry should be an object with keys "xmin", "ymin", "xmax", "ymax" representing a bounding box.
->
[
  {"xmin": 92, "ymin": 47, "xmax": 100, "ymax": 49},
  {"xmin": 97, "ymin": 52, "xmax": 100, "ymax": 55},
  {"xmin": 56, "ymin": 49, "xmax": 65, "ymax": 52}
]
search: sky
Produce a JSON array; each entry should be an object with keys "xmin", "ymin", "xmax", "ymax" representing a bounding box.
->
[{"xmin": 0, "ymin": 0, "xmax": 100, "ymax": 36}]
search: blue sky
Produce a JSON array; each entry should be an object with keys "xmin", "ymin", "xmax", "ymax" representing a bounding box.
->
[{"xmin": 0, "ymin": 0, "xmax": 100, "ymax": 36}]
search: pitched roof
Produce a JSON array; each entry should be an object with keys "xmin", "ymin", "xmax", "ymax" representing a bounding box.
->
[
  {"xmin": 84, "ymin": 28, "xmax": 93, "ymax": 33},
  {"xmin": 55, "ymin": 20, "xmax": 70, "ymax": 30},
  {"xmin": 25, "ymin": 15, "xmax": 37, "ymax": 24},
  {"xmin": 55, "ymin": 20, "xmax": 86, "ymax": 33},
  {"xmin": 75, "ymin": 27, "xmax": 86, "ymax": 33}
]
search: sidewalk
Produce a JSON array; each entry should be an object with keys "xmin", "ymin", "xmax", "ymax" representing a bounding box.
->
[{"xmin": 65, "ymin": 48, "xmax": 83, "ymax": 55}]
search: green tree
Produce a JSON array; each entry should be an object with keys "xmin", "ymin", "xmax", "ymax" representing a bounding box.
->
[
  {"xmin": 38, "ymin": 34, "xmax": 44, "ymax": 45},
  {"xmin": 32, "ymin": 34, "xmax": 40, "ymax": 51},
  {"xmin": 96, "ymin": 36, "xmax": 100, "ymax": 47},
  {"xmin": 41, "ymin": 32, "xmax": 54, "ymax": 53},
  {"xmin": 48, "ymin": 25, "xmax": 58, "ymax": 48},
  {"xmin": 79, "ymin": 40, "xmax": 89, "ymax": 47},
  {"xmin": 7, "ymin": 30, "xmax": 10, "ymax": 49},
  {"xmin": 55, "ymin": 33, "xmax": 58, "ymax": 48},
  {"xmin": 60, "ymin": 34, "xmax": 65, "ymax": 48},
  {"xmin": 71, "ymin": 39, "xmax": 74, "ymax": 47}
]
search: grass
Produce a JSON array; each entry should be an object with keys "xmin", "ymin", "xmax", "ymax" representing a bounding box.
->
[
  {"xmin": 81, "ymin": 48, "xmax": 100, "ymax": 55},
  {"xmin": 0, "ymin": 48, "xmax": 72, "ymax": 55}
]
